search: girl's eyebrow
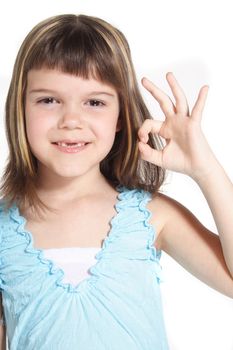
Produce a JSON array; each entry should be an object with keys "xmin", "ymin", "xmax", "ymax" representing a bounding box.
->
[
  {"xmin": 87, "ymin": 91, "xmax": 115, "ymax": 98},
  {"xmin": 28, "ymin": 88, "xmax": 115, "ymax": 98}
]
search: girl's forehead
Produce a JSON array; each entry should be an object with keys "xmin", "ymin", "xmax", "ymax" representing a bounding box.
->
[{"xmin": 27, "ymin": 68, "xmax": 117, "ymax": 93}]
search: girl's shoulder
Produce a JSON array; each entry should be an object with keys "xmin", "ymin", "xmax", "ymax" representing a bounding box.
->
[
  {"xmin": 148, "ymin": 191, "xmax": 179, "ymax": 221},
  {"xmin": 147, "ymin": 191, "xmax": 193, "ymax": 250},
  {"xmin": 121, "ymin": 187, "xmax": 173, "ymax": 245},
  {"xmin": 147, "ymin": 192, "xmax": 172, "ymax": 246}
]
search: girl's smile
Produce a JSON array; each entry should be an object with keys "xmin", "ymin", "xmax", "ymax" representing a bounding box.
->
[
  {"xmin": 25, "ymin": 68, "xmax": 121, "ymax": 180},
  {"xmin": 52, "ymin": 141, "xmax": 91, "ymax": 154}
]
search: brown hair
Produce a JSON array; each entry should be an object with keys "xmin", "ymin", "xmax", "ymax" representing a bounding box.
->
[{"xmin": 0, "ymin": 14, "xmax": 167, "ymax": 217}]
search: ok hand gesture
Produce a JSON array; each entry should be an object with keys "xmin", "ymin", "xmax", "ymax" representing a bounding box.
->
[{"xmin": 138, "ymin": 72, "xmax": 217, "ymax": 181}]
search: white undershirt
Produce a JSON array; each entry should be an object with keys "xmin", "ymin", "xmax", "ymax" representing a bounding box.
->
[{"xmin": 43, "ymin": 247, "xmax": 101, "ymax": 286}]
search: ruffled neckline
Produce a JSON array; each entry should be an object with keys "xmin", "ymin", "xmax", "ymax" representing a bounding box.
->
[
  {"xmin": 8, "ymin": 185, "xmax": 130, "ymax": 293},
  {"xmin": 7, "ymin": 185, "xmax": 162, "ymax": 294}
]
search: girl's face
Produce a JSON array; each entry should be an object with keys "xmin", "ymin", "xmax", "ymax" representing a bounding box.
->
[{"xmin": 25, "ymin": 68, "xmax": 121, "ymax": 185}]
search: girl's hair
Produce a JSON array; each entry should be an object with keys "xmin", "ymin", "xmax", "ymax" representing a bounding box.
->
[{"xmin": 0, "ymin": 14, "xmax": 167, "ymax": 216}]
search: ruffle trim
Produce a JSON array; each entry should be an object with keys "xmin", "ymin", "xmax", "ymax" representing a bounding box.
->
[
  {"xmin": 139, "ymin": 192, "xmax": 163, "ymax": 282},
  {"xmin": 6, "ymin": 185, "xmax": 163, "ymax": 294}
]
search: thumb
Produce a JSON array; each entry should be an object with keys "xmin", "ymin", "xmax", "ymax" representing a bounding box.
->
[{"xmin": 138, "ymin": 141, "xmax": 163, "ymax": 166}]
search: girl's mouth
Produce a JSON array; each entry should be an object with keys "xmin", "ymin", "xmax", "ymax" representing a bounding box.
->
[{"xmin": 52, "ymin": 142, "xmax": 90, "ymax": 153}]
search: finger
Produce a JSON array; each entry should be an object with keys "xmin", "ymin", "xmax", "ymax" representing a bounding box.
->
[
  {"xmin": 191, "ymin": 85, "xmax": 209, "ymax": 122},
  {"xmin": 141, "ymin": 77, "xmax": 175, "ymax": 116},
  {"xmin": 138, "ymin": 119, "xmax": 164, "ymax": 143},
  {"xmin": 166, "ymin": 72, "xmax": 189, "ymax": 115},
  {"xmin": 138, "ymin": 142, "xmax": 163, "ymax": 166}
]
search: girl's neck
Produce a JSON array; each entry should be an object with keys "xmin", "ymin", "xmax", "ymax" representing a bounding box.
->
[
  {"xmin": 19, "ymin": 178, "xmax": 118, "ymax": 221},
  {"xmin": 35, "ymin": 169, "xmax": 113, "ymax": 204}
]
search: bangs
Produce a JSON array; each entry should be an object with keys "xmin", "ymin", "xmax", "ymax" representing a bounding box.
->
[{"xmin": 24, "ymin": 19, "xmax": 121, "ymax": 88}]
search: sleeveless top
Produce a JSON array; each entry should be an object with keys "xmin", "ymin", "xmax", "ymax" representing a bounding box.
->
[{"xmin": 0, "ymin": 186, "xmax": 169, "ymax": 349}]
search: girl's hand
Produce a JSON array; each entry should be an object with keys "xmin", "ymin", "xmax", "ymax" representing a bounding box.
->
[{"xmin": 138, "ymin": 72, "xmax": 217, "ymax": 181}]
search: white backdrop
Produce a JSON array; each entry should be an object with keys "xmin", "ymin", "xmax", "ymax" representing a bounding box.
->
[{"xmin": 0, "ymin": 1, "xmax": 233, "ymax": 349}]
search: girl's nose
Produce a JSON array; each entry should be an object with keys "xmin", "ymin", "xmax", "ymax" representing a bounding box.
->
[{"xmin": 58, "ymin": 109, "xmax": 85, "ymax": 129}]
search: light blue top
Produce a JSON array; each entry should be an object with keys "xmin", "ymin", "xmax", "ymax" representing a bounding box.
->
[{"xmin": 0, "ymin": 186, "xmax": 169, "ymax": 349}]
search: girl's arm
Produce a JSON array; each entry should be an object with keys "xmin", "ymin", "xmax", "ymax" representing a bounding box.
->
[
  {"xmin": 194, "ymin": 159, "xmax": 233, "ymax": 277},
  {"xmin": 150, "ymin": 190, "xmax": 233, "ymax": 298},
  {"xmin": 138, "ymin": 73, "xmax": 233, "ymax": 298}
]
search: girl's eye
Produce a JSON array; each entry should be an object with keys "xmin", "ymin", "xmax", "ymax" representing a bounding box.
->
[
  {"xmin": 87, "ymin": 99, "xmax": 105, "ymax": 107},
  {"xmin": 38, "ymin": 97, "xmax": 59, "ymax": 104}
]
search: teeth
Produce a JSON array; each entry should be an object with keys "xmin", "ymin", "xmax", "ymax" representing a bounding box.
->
[{"xmin": 57, "ymin": 142, "xmax": 86, "ymax": 147}]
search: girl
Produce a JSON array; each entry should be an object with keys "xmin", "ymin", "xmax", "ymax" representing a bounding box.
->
[{"xmin": 0, "ymin": 13, "xmax": 232, "ymax": 350}]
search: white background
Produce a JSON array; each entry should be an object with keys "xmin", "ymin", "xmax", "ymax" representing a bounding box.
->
[{"xmin": 0, "ymin": 1, "xmax": 233, "ymax": 349}]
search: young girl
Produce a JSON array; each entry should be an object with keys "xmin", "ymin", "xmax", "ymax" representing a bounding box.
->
[{"xmin": 0, "ymin": 13, "xmax": 232, "ymax": 350}]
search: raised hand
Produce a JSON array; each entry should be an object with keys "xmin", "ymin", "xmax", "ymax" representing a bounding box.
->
[{"xmin": 138, "ymin": 72, "xmax": 217, "ymax": 181}]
